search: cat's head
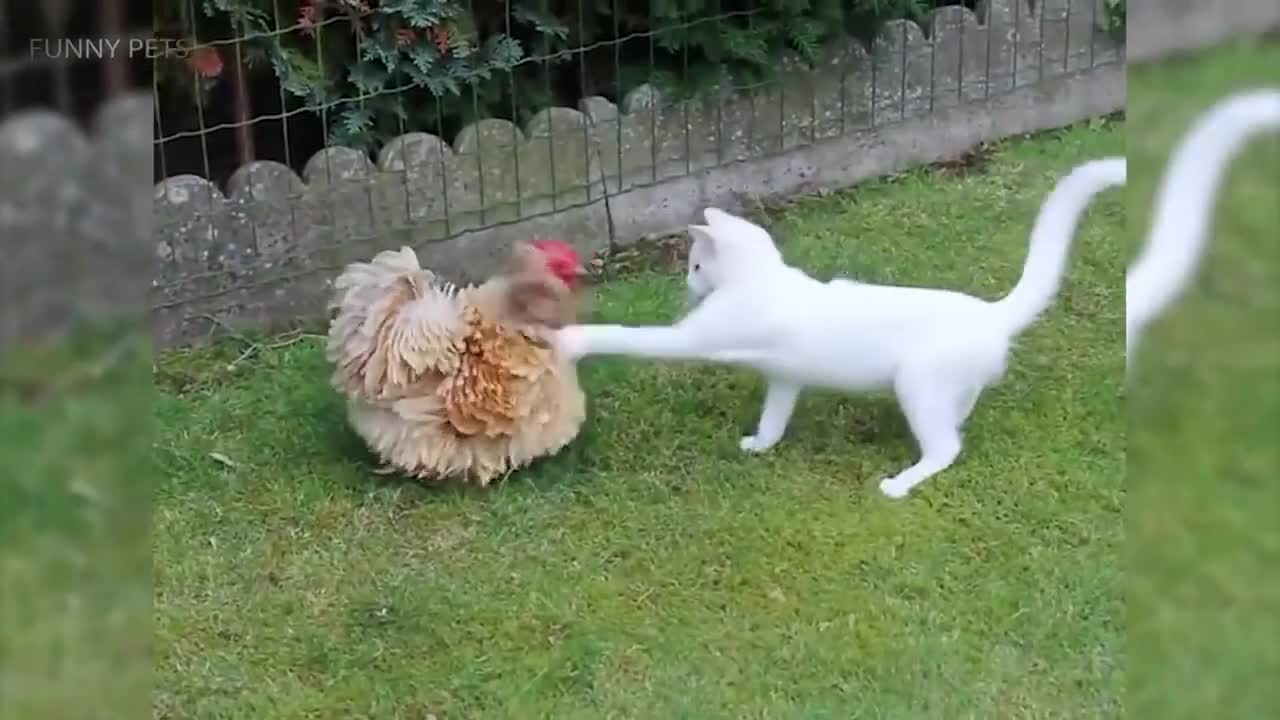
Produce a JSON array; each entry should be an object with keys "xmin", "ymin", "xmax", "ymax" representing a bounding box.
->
[{"xmin": 685, "ymin": 207, "xmax": 782, "ymax": 305}]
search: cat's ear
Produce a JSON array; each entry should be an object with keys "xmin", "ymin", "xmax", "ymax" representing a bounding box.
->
[
  {"xmin": 687, "ymin": 224, "xmax": 716, "ymax": 253},
  {"xmin": 702, "ymin": 207, "xmax": 731, "ymax": 225}
]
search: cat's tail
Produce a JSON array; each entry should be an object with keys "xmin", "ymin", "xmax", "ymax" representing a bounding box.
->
[
  {"xmin": 1126, "ymin": 89, "xmax": 1280, "ymax": 365},
  {"xmin": 993, "ymin": 158, "xmax": 1127, "ymax": 338}
]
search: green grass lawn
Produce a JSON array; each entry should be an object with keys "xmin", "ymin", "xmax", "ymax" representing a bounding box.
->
[
  {"xmin": 0, "ymin": 329, "xmax": 152, "ymax": 719},
  {"xmin": 154, "ymin": 120, "xmax": 1125, "ymax": 718},
  {"xmin": 1126, "ymin": 37, "xmax": 1280, "ymax": 718}
]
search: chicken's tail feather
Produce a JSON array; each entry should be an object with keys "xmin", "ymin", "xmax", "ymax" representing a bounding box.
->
[{"xmin": 327, "ymin": 246, "xmax": 465, "ymax": 399}]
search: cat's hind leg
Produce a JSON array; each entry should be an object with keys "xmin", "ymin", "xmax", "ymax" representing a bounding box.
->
[
  {"xmin": 955, "ymin": 385, "xmax": 982, "ymax": 426},
  {"xmin": 740, "ymin": 379, "xmax": 801, "ymax": 452},
  {"xmin": 878, "ymin": 371, "xmax": 973, "ymax": 498}
]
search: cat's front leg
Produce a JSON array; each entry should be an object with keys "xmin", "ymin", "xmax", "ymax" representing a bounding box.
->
[
  {"xmin": 554, "ymin": 324, "xmax": 590, "ymax": 360},
  {"xmin": 556, "ymin": 324, "xmax": 706, "ymax": 361},
  {"xmin": 740, "ymin": 380, "xmax": 801, "ymax": 453}
]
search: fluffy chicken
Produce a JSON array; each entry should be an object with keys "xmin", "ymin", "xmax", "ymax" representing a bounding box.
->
[{"xmin": 326, "ymin": 240, "xmax": 588, "ymax": 485}]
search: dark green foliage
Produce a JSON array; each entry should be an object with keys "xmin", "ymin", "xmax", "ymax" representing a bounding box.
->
[
  {"xmin": 1102, "ymin": 0, "xmax": 1125, "ymax": 35},
  {"xmin": 624, "ymin": 0, "xmax": 930, "ymax": 99}
]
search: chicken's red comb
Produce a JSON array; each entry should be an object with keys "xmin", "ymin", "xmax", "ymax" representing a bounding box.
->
[{"xmin": 529, "ymin": 238, "xmax": 579, "ymax": 261}]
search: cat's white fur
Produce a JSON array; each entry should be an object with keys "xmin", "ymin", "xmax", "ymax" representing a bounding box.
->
[
  {"xmin": 1126, "ymin": 89, "xmax": 1280, "ymax": 366},
  {"xmin": 557, "ymin": 160, "xmax": 1125, "ymax": 497}
]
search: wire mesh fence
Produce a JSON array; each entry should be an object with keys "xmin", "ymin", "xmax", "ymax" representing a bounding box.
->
[{"xmin": 150, "ymin": 0, "xmax": 1124, "ymax": 343}]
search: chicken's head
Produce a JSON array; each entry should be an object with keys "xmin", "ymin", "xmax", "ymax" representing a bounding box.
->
[
  {"xmin": 529, "ymin": 239, "xmax": 587, "ymax": 288},
  {"xmin": 501, "ymin": 239, "xmax": 589, "ymax": 330}
]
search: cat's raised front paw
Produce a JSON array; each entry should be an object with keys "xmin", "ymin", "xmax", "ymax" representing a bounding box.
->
[
  {"xmin": 739, "ymin": 435, "xmax": 776, "ymax": 453},
  {"xmin": 878, "ymin": 476, "xmax": 912, "ymax": 499}
]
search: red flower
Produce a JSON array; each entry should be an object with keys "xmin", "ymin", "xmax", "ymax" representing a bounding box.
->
[
  {"xmin": 298, "ymin": 1, "xmax": 318, "ymax": 35},
  {"xmin": 430, "ymin": 26, "xmax": 450, "ymax": 53},
  {"xmin": 186, "ymin": 47, "xmax": 223, "ymax": 78},
  {"xmin": 395, "ymin": 28, "xmax": 416, "ymax": 48}
]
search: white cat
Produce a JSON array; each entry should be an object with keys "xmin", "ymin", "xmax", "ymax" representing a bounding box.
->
[
  {"xmin": 557, "ymin": 161, "xmax": 1125, "ymax": 498},
  {"xmin": 1126, "ymin": 89, "xmax": 1280, "ymax": 366}
]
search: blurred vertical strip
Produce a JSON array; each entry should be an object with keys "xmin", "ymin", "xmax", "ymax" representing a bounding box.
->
[
  {"xmin": 1126, "ymin": 20, "xmax": 1280, "ymax": 720},
  {"xmin": 0, "ymin": 0, "xmax": 153, "ymax": 717}
]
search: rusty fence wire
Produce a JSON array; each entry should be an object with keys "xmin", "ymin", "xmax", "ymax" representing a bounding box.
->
[{"xmin": 149, "ymin": 0, "xmax": 1124, "ymax": 343}]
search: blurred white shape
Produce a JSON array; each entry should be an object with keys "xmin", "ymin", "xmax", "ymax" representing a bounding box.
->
[{"xmin": 1127, "ymin": 89, "xmax": 1280, "ymax": 366}]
